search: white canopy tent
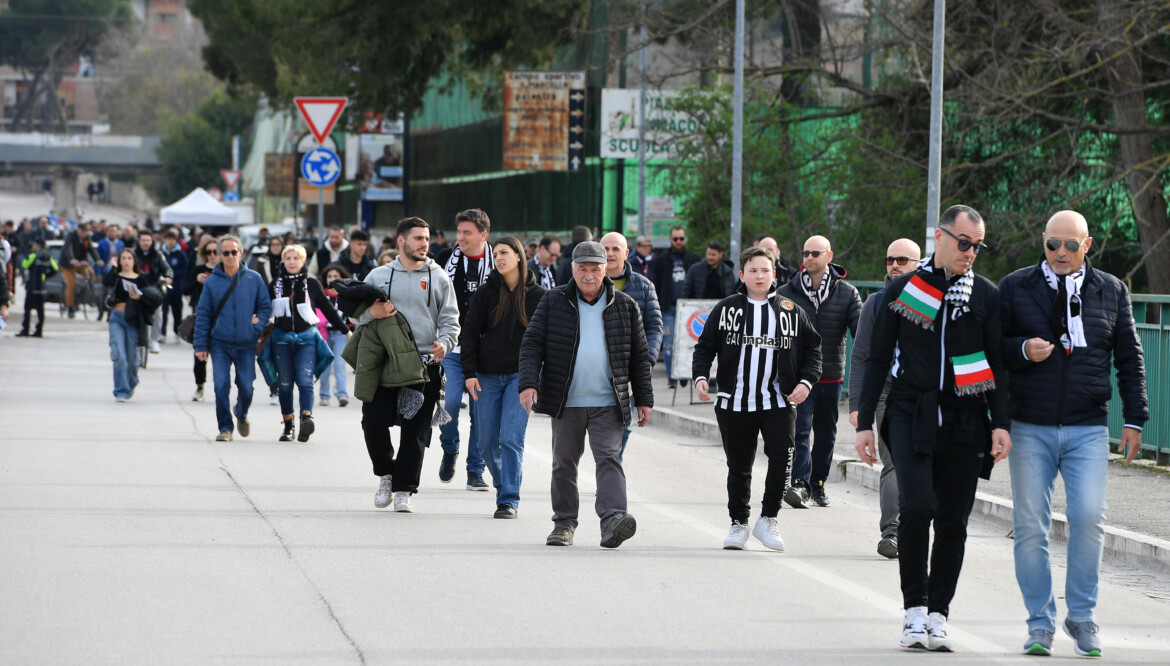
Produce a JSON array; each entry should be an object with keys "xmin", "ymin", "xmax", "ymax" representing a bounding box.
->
[{"xmin": 159, "ymin": 188, "xmax": 238, "ymax": 227}]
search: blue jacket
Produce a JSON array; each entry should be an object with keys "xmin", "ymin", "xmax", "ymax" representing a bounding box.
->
[
  {"xmin": 615, "ymin": 261, "xmax": 663, "ymax": 365},
  {"xmin": 96, "ymin": 237, "xmax": 124, "ymax": 274},
  {"xmin": 163, "ymin": 243, "xmax": 189, "ymax": 290},
  {"xmin": 194, "ymin": 264, "xmax": 272, "ymax": 352}
]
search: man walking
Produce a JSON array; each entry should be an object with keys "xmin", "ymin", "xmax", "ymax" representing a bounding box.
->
[
  {"xmin": 134, "ymin": 229, "xmax": 173, "ymax": 353},
  {"xmin": 194, "ymin": 236, "xmax": 272, "ymax": 442},
  {"xmin": 855, "ymin": 205, "xmax": 1012, "ymax": 652},
  {"xmin": 850, "ymin": 238, "xmax": 922, "ymax": 559},
  {"xmin": 599, "ymin": 232, "xmax": 663, "ymax": 457},
  {"xmin": 999, "ymin": 210, "xmax": 1147, "ymax": 658},
  {"xmin": 436, "ymin": 208, "xmax": 495, "ymax": 490},
  {"xmin": 681, "ymin": 241, "xmax": 735, "ymax": 299},
  {"xmin": 357, "ymin": 217, "xmax": 461, "ymax": 513},
  {"xmin": 315, "ymin": 225, "xmax": 348, "ymax": 271},
  {"xmin": 776, "ymin": 235, "xmax": 861, "ymax": 508},
  {"xmin": 650, "ymin": 226, "xmax": 701, "ymax": 388},
  {"xmin": 161, "ymin": 229, "xmax": 188, "ymax": 342},
  {"xmin": 338, "ymin": 229, "xmax": 376, "ymax": 281},
  {"xmin": 519, "ymin": 241, "xmax": 653, "ymax": 549},
  {"xmin": 528, "ymin": 233, "xmax": 561, "ymax": 290}
]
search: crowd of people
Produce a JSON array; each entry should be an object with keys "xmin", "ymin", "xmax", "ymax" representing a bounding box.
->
[{"xmin": 0, "ymin": 204, "xmax": 1149, "ymax": 658}]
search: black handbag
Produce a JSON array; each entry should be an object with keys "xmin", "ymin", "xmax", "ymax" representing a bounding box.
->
[
  {"xmin": 176, "ymin": 314, "xmax": 197, "ymax": 344},
  {"xmin": 186, "ymin": 271, "xmax": 241, "ymax": 345}
]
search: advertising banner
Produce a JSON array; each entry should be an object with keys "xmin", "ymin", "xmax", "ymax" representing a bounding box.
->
[{"xmin": 600, "ymin": 89, "xmax": 703, "ymax": 160}]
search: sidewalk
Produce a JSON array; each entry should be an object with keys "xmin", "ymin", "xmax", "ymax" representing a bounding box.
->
[{"xmin": 647, "ymin": 366, "xmax": 1170, "ymax": 573}]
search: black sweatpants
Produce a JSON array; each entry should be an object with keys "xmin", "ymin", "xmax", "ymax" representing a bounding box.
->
[
  {"xmin": 194, "ymin": 352, "xmax": 207, "ymax": 386},
  {"xmin": 22, "ymin": 293, "xmax": 44, "ymax": 332},
  {"xmin": 715, "ymin": 405, "xmax": 795, "ymax": 523},
  {"xmin": 362, "ymin": 363, "xmax": 441, "ymax": 493},
  {"xmin": 886, "ymin": 399, "xmax": 984, "ymax": 617}
]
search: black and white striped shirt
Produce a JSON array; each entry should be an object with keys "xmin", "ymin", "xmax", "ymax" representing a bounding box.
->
[{"xmin": 718, "ymin": 298, "xmax": 787, "ymax": 412}]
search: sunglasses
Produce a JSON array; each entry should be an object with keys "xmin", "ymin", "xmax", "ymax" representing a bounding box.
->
[
  {"xmin": 221, "ymin": 249, "xmax": 240, "ymax": 256},
  {"xmin": 1045, "ymin": 237, "xmax": 1081, "ymax": 253},
  {"xmin": 939, "ymin": 226, "xmax": 988, "ymax": 255},
  {"xmin": 803, "ymin": 250, "xmax": 826, "ymax": 258},
  {"xmin": 204, "ymin": 248, "xmax": 218, "ymax": 255},
  {"xmin": 885, "ymin": 256, "xmax": 915, "ymax": 266},
  {"xmin": 671, "ymin": 236, "xmax": 686, "ymax": 242}
]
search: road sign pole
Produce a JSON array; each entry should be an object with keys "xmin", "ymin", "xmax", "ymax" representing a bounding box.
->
[
  {"xmin": 730, "ymin": 0, "xmax": 745, "ymax": 273},
  {"xmin": 317, "ymin": 186, "xmax": 324, "ymax": 244}
]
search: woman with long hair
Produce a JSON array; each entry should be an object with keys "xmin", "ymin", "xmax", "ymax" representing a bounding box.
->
[
  {"xmin": 315, "ymin": 263, "xmax": 353, "ymax": 407},
  {"xmin": 268, "ymin": 244, "xmax": 349, "ymax": 441},
  {"xmin": 460, "ymin": 235, "xmax": 547, "ymax": 518},
  {"xmin": 102, "ymin": 248, "xmax": 147, "ymax": 402},
  {"xmin": 185, "ymin": 238, "xmax": 219, "ymax": 401}
]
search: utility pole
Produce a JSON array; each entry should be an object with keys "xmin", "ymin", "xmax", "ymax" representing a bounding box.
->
[
  {"xmin": 730, "ymin": 0, "xmax": 745, "ymax": 272},
  {"xmin": 637, "ymin": 0, "xmax": 648, "ymax": 238},
  {"xmin": 925, "ymin": 0, "xmax": 946, "ymax": 255}
]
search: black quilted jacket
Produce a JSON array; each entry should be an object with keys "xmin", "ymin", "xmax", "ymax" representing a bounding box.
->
[
  {"xmin": 519, "ymin": 277, "xmax": 654, "ymax": 426},
  {"xmin": 999, "ymin": 261, "xmax": 1147, "ymax": 428},
  {"xmin": 775, "ymin": 264, "xmax": 862, "ymax": 381}
]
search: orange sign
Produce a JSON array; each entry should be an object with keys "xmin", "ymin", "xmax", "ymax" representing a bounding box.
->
[
  {"xmin": 298, "ymin": 181, "xmax": 336, "ymax": 205},
  {"xmin": 502, "ymin": 71, "xmax": 585, "ymax": 172}
]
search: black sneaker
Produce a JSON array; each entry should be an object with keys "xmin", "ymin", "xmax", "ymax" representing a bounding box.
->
[
  {"xmin": 600, "ymin": 512, "xmax": 637, "ymax": 548},
  {"xmin": 811, "ymin": 480, "xmax": 830, "ymax": 507},
  {"xmin": 466, "ymin": 473, "xmax": 490, "ymax": 491},
  {"xmin": 439, "ymin": 452, "xmax": 456, "ymax": 483},
  {"xmin": 784, "ymin": 480, "xmax": 811, "ymax": 509},
  {"xmin": 297, "ymin": 413, "xmax": 315, "ymax": 442},
  {"xmin": 546, "ymin": 526, "xmax": 574, "ymax": 546},
  {"xmin": 667, "ymin": 379, "xmax": 678, "ymax": 389},
  {"xmin": 15, "ymin": 330, "xmax": 29, "ymax": 337},
  {"xmin": 494, "ymin": 505, "xmax": 517, "ymax": 519},
  {"xmin": 877, "ymin": 536, "xmax": 899, "ymax": 559},
  {"xmin": 279, "ymin": 419, "xmax": 295, "ymax": 442}
]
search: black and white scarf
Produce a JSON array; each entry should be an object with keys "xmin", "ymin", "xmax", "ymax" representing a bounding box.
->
[
  {"xmin": 798, "ymin": 267, "xmax": 832, "ymax": 310},
  {"xmin": 272, "ymin": 270, "xmax": 319, "ymax": 325},
  {"xmin": 443, "ymin": 245, "xmax": 495, "ymax": 288},
  {"xmin": 1040, "ymin": 260, "xmax": 1087, "ymax": 352}
]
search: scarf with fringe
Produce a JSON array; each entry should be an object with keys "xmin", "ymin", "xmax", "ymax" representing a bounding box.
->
[{"xmin": 272, "ymin": 269, "xmax": 319, "ymax": 326}]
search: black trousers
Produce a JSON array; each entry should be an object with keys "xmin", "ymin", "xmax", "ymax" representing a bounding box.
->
[
  {"xmin": 715, "ymin": 405, "xmax": 795, "ymax": 523},
  {"xmin": 361, "ymin": 363, "xmax": 441, "ymax": 493},
  {"xmin": 22, "ymin": 293, "xmax": 44, "ymax": 332},
  {"xmin": 194, "ymin": 352, "xmax": 207, "ymax": 386},
  {"xmin": 886, "ymin": 399, "xmax": 983, "ymax": 616}
]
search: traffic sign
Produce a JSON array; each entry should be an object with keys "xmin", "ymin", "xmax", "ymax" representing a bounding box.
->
[
  {"xmin": 294, "ymin": 97, "xmax": 348, "ymax": 145},
  {"xmin": 223, "ymin": 190, "xmax": 241, "ymax": 202},
  {"xmin": 220, "ymin": 169, "xmax": 241, "ymax": 190},
  {"xmin": 301, "ymin": 147, "xmax": 341, "ymax": 187},
  {"xmin": 207, "ymin": 187, "xmax": 223, "ymax": 201}
]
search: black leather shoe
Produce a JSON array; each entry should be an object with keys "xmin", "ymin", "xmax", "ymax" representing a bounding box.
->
[{"xmin": 493, "ymin": 505, "xmax": 517, "ymax": 519}]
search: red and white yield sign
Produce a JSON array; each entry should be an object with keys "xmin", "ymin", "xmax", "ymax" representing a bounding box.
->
[
  {"xmin": 294, "ymin": 97, "xmax": 348, "ymax": 144},
  {"xmin": 220, "ymin": 169, "xmax": 241, "ymax": 190}
]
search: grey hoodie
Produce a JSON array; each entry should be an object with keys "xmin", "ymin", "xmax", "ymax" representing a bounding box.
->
[{"xmin": 358, "ymin": 257, "xmax": 460, "ymax": 358}]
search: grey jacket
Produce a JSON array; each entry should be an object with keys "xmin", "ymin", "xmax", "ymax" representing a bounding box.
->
[{"xmin": 358, "ymin": 258, "xmax": 461, "ymax": 358}]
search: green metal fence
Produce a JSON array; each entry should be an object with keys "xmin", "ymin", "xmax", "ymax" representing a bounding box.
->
[{"xmin": 844, "ymin": 281, "xmax": 1168, "ymax": 463}]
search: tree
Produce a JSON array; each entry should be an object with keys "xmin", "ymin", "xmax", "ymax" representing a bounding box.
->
[
  {"xmin": 153, "ymin": 90, "xmax": 255, "ymax": 203},
  {"xmin": 0, "ymin": 0, "xmax": 132, "ymax": 131},
  {"xmin": 189, "ymin": 0, "xmax": 590, "ymax": 118}
]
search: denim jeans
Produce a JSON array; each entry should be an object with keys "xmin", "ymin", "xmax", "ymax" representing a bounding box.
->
[
  {"xmin": 662, "ymin": 307, "xmax": 676, "ymax": 379},
  {"xmin": 210, "ymin": 343, "xmax": 257, "ymax": 434},
  {"xmin": 108, "ymin": 310, "xmax": 139, "ymax": 399},
  {"xmin": 318, "ymin": 330, "xmax": 349, "ymax": 399},
  {"xmin": 439, "ymin": 351, "xmax": 484, "ymax": 475},
  {"xmin": 474, "ymin": 373, "xmax": 529, "ymax": 508},
  {"xmin": 273, "ymin": 340, "xmax": 316, "ymax": 415},
  {"xmin": 1010, "ymin": 420, "xmax": 1109, "ymax": 631},
  {"xmin": 793, "ymin": 381, "xmax": 843, "ymax": 485}
]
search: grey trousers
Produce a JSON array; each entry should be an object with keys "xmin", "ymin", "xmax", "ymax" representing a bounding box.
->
[
  {"xmin": 550, "ymin": 406, "xmax": 627, "ymax": 530},
  {"xmin": 876, "ymin": 399, "xmax": 900, "ymax": 539}
]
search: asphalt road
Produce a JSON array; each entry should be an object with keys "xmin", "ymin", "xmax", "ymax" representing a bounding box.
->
[{"xmin": 3, "ymin": 317, "xmax": 1170, "ymax": 664}]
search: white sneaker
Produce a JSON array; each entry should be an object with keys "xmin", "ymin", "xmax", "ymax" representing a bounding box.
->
[
  {"xmin": 374, "ymin": 475, "xmax": 393, "ymax": 508},
  {"xmin": 751, "ymin": 515, "xmax": 785, "ymax": 551},
  {"xmin": 319, "ymin": 396, "xmax": 330, "ymax": 407},
  {"xmin": 901, "ymin": 606, "xmax": 929, "ymax": 649},
  {"xmin": 269, "ymin": 394, "xmax": 278, "ymax": 406},
  {"xmin": 723, "ymin": 521, "xmax": 750, "ymax": 550},
  {"xmin": 192, "ymin": 387, "xmax": 204, "ymax": 402},
  {"xmin": 928, "ymin": 612, "xmax": 954, "ymax": 652},
  {"xmin": 149, "ymin": 340, "xmax": 161, "ymax": 354},
  {"xmin": 393, "ymin": 491, "xmax": 414, "ymax": 513}
]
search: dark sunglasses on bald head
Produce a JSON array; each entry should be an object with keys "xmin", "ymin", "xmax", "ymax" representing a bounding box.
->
[
  {"xmin": 885, "ymin": 256, "xmax": 915, "ymax": 266},
  {"xmin": 1045, "ymin": 237, "xmax": 1082, "ymax": 253}
]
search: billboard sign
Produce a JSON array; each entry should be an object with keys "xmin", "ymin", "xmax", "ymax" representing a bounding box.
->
[
  {"xmin": 502, "ymin": 71, "xmax": 586, "ymax": 172},
  {"xmin": 600, "ymin": 89, "xmax": 703, "ymax": 159}
]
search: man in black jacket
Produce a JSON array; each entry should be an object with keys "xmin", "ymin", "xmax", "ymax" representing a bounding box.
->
[
  {"xmin": 999, "ymin": 210, "xmax": 1147, "ymax": 658},
  {"xmin": 650, "ymin": 225, "xmax": 701, "ymax": 388},
  {"xmin": 681, "ymin": 241, "xmax": 735, "ymax": 300},
  {"xmin": 519, "ymin": 241, "xmax": 653, "ymax": 550},
  {"xmin": 776, "ymin": 234, "xmax": 862, "ymax": 508},
  {"xmin": 855, "ymin": 204, "xmax": 1012, "ymax": 652},
  {"xmin": 134, "ymin": 229, "xmax": 173, "ymax": 353}
]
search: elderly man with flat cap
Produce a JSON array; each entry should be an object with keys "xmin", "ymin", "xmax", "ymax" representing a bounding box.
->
[
  {"xmin": 999, "ymin": 210, "xmax": 1148, "ymax": 658},
  {"xmin": 519, "ymin": 240, "xmax": 654, "ymax": 549}
]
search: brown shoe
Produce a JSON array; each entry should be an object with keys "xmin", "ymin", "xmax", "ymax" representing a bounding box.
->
[
  {"xmin": 215, "ymin": 431, "xmax": 233, "ymax": 442},
  {"xmin": 338, "ymin": 396, "xmax": 349, "ymax": 407}
]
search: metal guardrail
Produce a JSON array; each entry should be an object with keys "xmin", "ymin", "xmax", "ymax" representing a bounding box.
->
[{"xmin": 843, "ymin": 281, "xmax": 1168, "ymax": 464}]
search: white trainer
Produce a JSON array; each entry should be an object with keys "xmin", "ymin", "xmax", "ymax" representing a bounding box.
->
[
  {"xmin": 374, "ymin": 475, "xmax": 393, "ymax": 508},
  {"xmin": 901, "ymin": 606, "xmax": 929, "ymax": 649},
  {"xmin": 751, "ymin": 515, "xmax": 785, "ymax": 551},
  {"xmin": 149, "ymin": 340, "xmax": 161, "ymax": 354},
  {"xmin": 928, "ymin": 612, "xmax": 954, "ymax": 652},
  {"xmin": 723, "ymin": 521, "xmax": 750, "ymax": 550},
  {"xmin": 393, "ymin": 491, "xmax": 414, "ymax": 513}
]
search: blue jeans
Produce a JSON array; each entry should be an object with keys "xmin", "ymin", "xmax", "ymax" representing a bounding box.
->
[
  {"xmin": 662, "ymin": 307, "xmax": 676, "ymax": 379},
  {"xmin": 273, "ymin": 340, "xmax": 316, "ymax": 415},
  {"xmin": 793, "ymin": 381, "xmax": 843, "ymax": 485},
  {"xmin": 474, "ymin": 373, "xmax": 529, "ymax": 508},
  {"xmin": 318, "ymin": 330, "xmax": 349, "ymax": 399},
  {"xmin": 108, "ymin": 310, "xmax": 139, "ymax": 399},
  {"xmin": 439, "ymin": 352, "xmax": 484, "ymax": 475},
  {"xmin": 211, "ymin": 343, "xmax": 257, "ymax": 434},
  {"xmin": 1010, "ymin": 420, "xmax": 1109, "ymax": 631}
]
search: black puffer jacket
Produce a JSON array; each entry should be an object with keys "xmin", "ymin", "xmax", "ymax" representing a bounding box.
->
[
  {"xmin": 461, "ymin": 270, "xmax": 547, "ymax": 377},
  {"xmin": 519, "ymin": 277, "xmax": 654, "ymax": 426},
  {"xmin": 999, "ymin": 260, "xmax": 1147, "ymax": 428},
  {"xmin": 775, "ymin": 263, "xmax": 862, "ymax": 381}
]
